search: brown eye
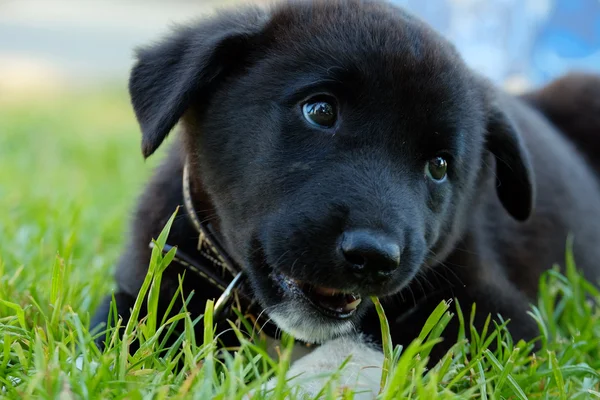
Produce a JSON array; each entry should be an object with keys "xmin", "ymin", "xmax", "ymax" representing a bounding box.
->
[
  {"xmin": 425, "ymin": 156, "xmax": 448, "ymax": 182},
  {"xmin": 302, "ymin": 98, "xmax": 337, "ymax": 128}
]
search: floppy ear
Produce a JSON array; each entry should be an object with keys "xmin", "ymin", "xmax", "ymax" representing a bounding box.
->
[
  {"xmin": 485, "ymin": 106, "xmax": 535, "ymax": 221},
  {"xmin": 129, "ymin": 9, "xmax": 269, "ymax": 158}
]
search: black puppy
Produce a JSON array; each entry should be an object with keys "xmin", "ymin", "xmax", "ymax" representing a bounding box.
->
[{"xmin": 92, "ymin": 0, "xmax": 600, "ymax": 394}]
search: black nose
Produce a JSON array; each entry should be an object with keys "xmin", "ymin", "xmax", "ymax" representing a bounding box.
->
[{"xmin": 339, "ymin": 230, "xmax": 401, "ymax": 276}]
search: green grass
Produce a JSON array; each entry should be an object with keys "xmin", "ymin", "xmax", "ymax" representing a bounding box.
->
[{"xmin": 1, "ymin": 88, "xmax": 600, "ymax": 399}]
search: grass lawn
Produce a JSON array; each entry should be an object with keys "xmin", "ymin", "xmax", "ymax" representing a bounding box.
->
[{"xmin": 1, "ymin": 87, "xmax": 599, "ymax": 399}]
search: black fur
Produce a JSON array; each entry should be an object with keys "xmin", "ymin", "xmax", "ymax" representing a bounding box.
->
[{"xmin": 92, "ymin": 0, "xmax": 600, "ymax": 362}]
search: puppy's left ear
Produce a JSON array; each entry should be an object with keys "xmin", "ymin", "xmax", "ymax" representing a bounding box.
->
[
  {"xmin": 129, "ymin": 8, "xmax": 269, "ymax": 158},
  {"xmin": 485, "ymin": 106, "xmax": 535, "ymax": 221}
]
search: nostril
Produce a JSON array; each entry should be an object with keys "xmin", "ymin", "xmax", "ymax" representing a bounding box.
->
[
  {"xmin": 339, "ymin": 230, "xmax": 401, "ymax": 274},
  {"xmin": 343, "ymin": 251, "xmax": 367, "ymax": 269}
]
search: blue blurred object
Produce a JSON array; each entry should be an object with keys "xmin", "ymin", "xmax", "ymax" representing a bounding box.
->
[{"xmin": 393, "ymin": 0, "xmax": 600, "ymax": 88}]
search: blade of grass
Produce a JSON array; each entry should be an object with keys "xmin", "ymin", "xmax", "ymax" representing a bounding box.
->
[
  {"xmin": 549, "ymin": 351, "xmax": 567, "ymax": 400},
  {"xmin": 371, "ymin": 296, "xmax": 392, "ymax": 393},
  {"xmin": 484, "ymin": 349, "xmax": 527, "ymax": 400}
]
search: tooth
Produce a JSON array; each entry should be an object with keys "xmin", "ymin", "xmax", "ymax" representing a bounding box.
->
[
  {"xmin": 345, "ymin": 297, "xmax": 362, "ymax": 310},
  {"xmin": 345, "ymin": 294, "xmax": 359, "ymax": 302}
]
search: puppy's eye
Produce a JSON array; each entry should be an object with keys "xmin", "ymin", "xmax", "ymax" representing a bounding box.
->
[
  {"xmin": 425, "ymin": 157, "xmax": 448, "ymax": 182},
  {"xmin": 302, "ymin": 98, "xmax": 337, "ymax": 128}
]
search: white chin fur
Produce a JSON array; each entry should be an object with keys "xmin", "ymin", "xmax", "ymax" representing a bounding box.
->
[
  {"xmin": 268, "ymin": 303, "xmax": 355, "ymax": 343},
  {"xmin": 248, "ymin": 335, "xmax": 385, "ymax": 400}
]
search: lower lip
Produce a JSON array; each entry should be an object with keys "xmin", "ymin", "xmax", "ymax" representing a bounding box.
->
[
  {"xmin": 302, "ymin": 292, "xmax": 357, "ymax": 319},
  {"xmin": 275, "ymin": 273, "xmax": 360, "ymax": 320}
]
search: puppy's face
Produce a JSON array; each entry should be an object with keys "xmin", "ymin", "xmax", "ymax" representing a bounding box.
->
[{"xmin": 129, "ymin": 0, "xmax": 533, "ymax": 343}]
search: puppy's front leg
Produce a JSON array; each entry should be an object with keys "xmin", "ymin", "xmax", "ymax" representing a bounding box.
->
[
  {"xmin": 90, "ymin": 292, "xmax": 137, "ymax": 350},
  {"xmin": 257, "ymin": 335, "xmax": 384, "ymax": 399}
]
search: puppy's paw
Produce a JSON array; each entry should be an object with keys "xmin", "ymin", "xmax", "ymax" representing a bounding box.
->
[{"xmin": 249, "ymin": 335, "xmax": 384, "ymax": 399}]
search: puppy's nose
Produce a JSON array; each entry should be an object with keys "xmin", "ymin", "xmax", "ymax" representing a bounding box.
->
[{"xmin": 339, "ymin": 230, "xmax": 401, "ymax": 276}]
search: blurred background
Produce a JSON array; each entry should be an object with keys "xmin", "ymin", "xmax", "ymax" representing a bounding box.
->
[
  {"xmin": 0, "ymin": 0, "xmax": 599, "ymax": 319},
  {"xmin": 1, "ymin": 0, "xmax": 599, "ymax": 97}
]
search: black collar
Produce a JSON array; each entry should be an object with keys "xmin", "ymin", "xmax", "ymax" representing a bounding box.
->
[
  {"xmin": 181, "ymin": 158, "xmax": 245, "ymax": 316},
  {"xmin": 150, "ymin": 159, "xmax": 283, "ymax": 340}
]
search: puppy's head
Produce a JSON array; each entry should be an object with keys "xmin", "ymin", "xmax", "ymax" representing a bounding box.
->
[{"xmin": 129, "ymin": 0, "xmax": 534, "ymax": 343}]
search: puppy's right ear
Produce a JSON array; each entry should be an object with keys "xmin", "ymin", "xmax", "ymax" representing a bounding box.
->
[{"xmin": 129, "ymin": 9, "xmax": 269, "ymax": 158}]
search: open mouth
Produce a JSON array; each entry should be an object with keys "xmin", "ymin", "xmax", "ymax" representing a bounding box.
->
[{"xmin": 275, "ymin": 273, "xmax": 362, "ymax": 319}]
